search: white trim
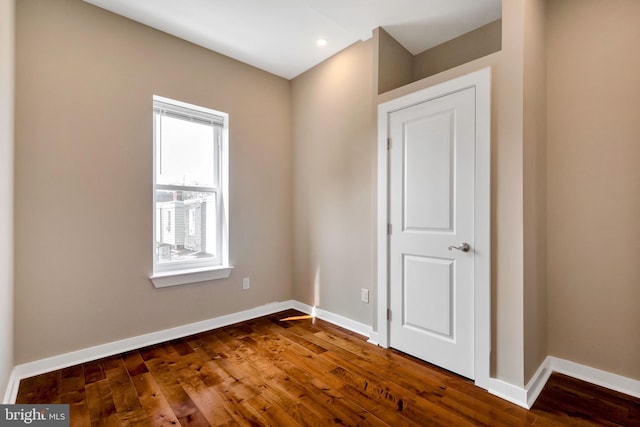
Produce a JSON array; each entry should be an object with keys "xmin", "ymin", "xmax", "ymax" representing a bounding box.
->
[
  {"xmin": 497, "ymin": 355, "xmax": 640, "ymax": 409},
  {"xmin": 376, "ymin": 67, "xmax": 492, "ymax": 389},
  {"xmin": 5, "ymin": 300, "xmax": 640, "ymax": 409},
  {"xmin": 524, "ymin": 358, "xmax": 553, "ymax": 408},
  {"xmin": 487, "ymin": 378, "xmax": 528, "ymax": 408},
  {"xmin": 375, "ymin": 88, "xmax": 390, "ymax": 348},
  {"xmin": 4, "ymin": 301, "xmax": 375, "ymax": 403},
  {"xmin": 2, "ymin": 368, "xmax": 18, "ymax": 404},
  {"xmin": 291, "ymin": 301, "xmax": 373, "ymax": 338},
  {"xmin": 289, "ymin": 300, "xmax": 316, "ymax": 317},
  {"xmin": 153, "ymin": 95, "xmax": 225, "ymax": 119},
  {"xmin": 6, "ymin": 300, "xmax": 293, "ymax": 402},
  {"xmin": 315, "ymin": 307, "xmax": 372, "ymax": 338},
  {"xmin": 367, "ymin": 331, "xmax": 380, "ymax": 346},
  {"xmin": 547, "ymin": 356, "xmax": 640, "ymax": 399},
  {"xmin": 489, "ymin": 358, "xmax": 553, "ymax": 409},
  {"xmin": 150, "ymin": 265, "xmax": 233, "ymax": 288},
  {"xmin": 151, "ymin": 95, "xmax": 230, "ymax": 281}
]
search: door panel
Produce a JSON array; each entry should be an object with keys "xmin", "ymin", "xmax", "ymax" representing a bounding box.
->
[
  {"xmin": 389, "ymin": 86, "xmax": 475, "ymax": 379},
  {"xmin": 404, "ymin": 109, "xmax": 454, "ymax": 232},
  {"xmin": 403, "ymin": 255, "xmax": 453, "ymax": 338}
]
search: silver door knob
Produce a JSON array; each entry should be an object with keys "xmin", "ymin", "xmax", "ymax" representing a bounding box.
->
[{"xmin": 448, "ymin": 243, "xmax": 470, "ymax": 252}]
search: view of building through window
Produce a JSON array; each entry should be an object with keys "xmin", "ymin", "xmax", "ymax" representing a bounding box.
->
[{"xmin": 155, "ymin": 190, "xmax": 217, "ymax": 263}]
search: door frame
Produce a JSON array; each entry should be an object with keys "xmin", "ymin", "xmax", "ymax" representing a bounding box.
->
[{"xmin": 376, "ymin": 67, "xmax": 491, "ymax": 390}]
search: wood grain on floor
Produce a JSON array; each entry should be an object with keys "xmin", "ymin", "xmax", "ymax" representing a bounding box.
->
[{"xmin": 16, "ymin": 310, "xmax": 640, "ymax": 426}]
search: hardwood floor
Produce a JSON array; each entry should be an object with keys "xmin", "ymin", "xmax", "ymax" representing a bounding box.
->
[{"xmin": 16, "ymin": 310, "xmax": 640, "ymax": 426}]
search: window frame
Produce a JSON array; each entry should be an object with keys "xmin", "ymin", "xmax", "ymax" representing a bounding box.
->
[{"xmin": 150, "ymin": 95, "xmax": 231, "ymax": 287}]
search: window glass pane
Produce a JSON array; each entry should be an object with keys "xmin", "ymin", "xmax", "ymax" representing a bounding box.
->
[
  {"xmin": 156, "ymin": 113, "xmax": 217, "ymax": 187},
  {"xmin": 155, "ymin": 190, "xmax": 217, "ymax": 264}
]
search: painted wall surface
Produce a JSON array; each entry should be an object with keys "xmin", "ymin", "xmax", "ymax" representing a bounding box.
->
[
  {"xmin": 413, "ymin": 20, "xmax": 502, "ymax": 82},
  {"xmin": 547, "ymin": 0, "xmax": 640, "ymax": 380},
  {"xmin": 13, "ymin": 0, "xmax": 639, "ymax": 392},
  {"xmin": 377, "ymin": 21, "xmax": 501, "ymax": 95},
  {"xmin": 523, "ymin": 0, "xmax": 547, "ymax": 383},
  {"xmin": 291, "ymin": 40, "xmax": 376, "ymax": 327},
  {"xmin": 14, "ymin": 0, "xmax": 293, "ymax": 363},
  {"xmin": 488, "ymin": 0, "xmax": 525, "ymax": 387},
  {"xmin": 0, "ymin": 0, "xmax": 15, "ymax": 401},
  {"xmin": 376, "ymin": 28, "xmax": 413, "ymax": 95}
]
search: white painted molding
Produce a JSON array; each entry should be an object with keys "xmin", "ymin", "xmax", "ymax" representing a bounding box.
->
[
  {"xmin": 512, "ymin": 355, "xmax": 640, "ymax": 409},
  {"xmin": 524, "ymin": 358, "xmax": 553, "ymax": 408},
  {"xmin": 547, "ymin": 356, "xmax": 640, "ymax": 399},
  {"xmin": 315, "ymin": 307, "xmax": 372, "ymax": 338},
  {"xmin": 149, "ymin": 265, "xmax": 233, "ymax": 288},
  {"xmin": 487, "ymin": 378, "xmax": 528, "ymax": 409},
  {"xmin": 291, "ymin": 301, "xmax": 373, "ymax": 338},
  {"xmin": 5, "ymin": 300, "xmax": 375, "ymax": 403},
  {"xmin": 6, "ymin": 301, "xmax": 639, "ymax": 411},
  {"xmin": 2, "ymin": 369, "xmax": 18, "ymax": 405},
  {"xmin": 6, "ymin": 300, "xmax": 294, "ymax": 403},
  {"xmin": 289, "ymin": 300, "xmax": 315, "ymax": 316},
  {"xmin": 367, "ymin": 331, "xmax": 380, "ymax": 346}
]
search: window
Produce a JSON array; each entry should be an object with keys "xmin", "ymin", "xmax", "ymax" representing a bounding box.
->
[{"xmin": 150, "ymin": 96, "xmax": 231, "ymax": 287}]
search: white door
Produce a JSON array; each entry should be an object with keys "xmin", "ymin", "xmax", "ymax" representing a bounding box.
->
[{"xmin": 388, "ymin": 86, "xmax": 476, "ymax": 379}]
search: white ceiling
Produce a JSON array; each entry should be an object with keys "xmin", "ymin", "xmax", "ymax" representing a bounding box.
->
[{"xmin": 83, "ymin": 0, "xmax": 501, "ymax": 80}]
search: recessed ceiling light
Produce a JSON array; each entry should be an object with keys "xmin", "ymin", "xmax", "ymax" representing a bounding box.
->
[{"xmin": 316, "ymin": 38, "xmax": 328, "ymax": 47}]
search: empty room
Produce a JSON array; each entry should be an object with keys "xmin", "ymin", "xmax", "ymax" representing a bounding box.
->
[{"xmin": 1, "ymin": 0, "xmax": 639, "ymax": 425}]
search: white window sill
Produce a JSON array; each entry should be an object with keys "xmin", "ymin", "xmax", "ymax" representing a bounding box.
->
[{"xmin": 150, "ymin": 265, "xmax": 233, "ymax": 288}]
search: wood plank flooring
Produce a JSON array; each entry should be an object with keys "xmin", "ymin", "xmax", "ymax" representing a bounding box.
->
[{"xmin": 16, "ymin": 309, "xmax": 640, "ymax": 426}]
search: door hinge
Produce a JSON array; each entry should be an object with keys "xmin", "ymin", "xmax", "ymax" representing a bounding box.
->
[
  {"xmin": 387, "ymin": 223, "xmax": 392, "ymax": 235},
  {"xmin": 387, "ymin": 308, "xmax": 392, "ymax": 321},
  {"xmin": 387, "ymin": 137, "xmax": 392, "ymax": 150}
]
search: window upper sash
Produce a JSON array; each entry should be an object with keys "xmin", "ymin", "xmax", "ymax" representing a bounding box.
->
[{"xmin": 153, "ymin": 100, "xmax": 225, "ymax": 127}]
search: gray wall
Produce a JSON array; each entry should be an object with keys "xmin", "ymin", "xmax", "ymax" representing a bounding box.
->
[
  {"xmin": 293, "ymin": 0, "xmax": 536, "ymax": 387},
  {"xmin": 413, "ymin": 20, "xmax": 502, "ymax": 82},
  {"xmin": 291, "ymin": 40, "xmax": 376, "ymax": 326},
  {"xmin": 10, "ymin": 0, "xmax": 640, "ymax": 393},
  {"xmin": 14, "ymin": 0, "xmax": 293, "ymax": 364},
  {"xmin": 0, "ymin": 0, "xmax": 15, "ymax": 401},
  {"xmin": 523, "ymin": 0, "xmax": 547, "ymax": 383},
  {"xmin": 547, "ymin": 0, "xmax": 640, "ymax": 380}
]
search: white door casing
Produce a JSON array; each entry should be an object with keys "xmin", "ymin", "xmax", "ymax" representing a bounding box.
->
[{"xmin": 376, "ymin": 67, "xmax": 491, "ymax": 390}]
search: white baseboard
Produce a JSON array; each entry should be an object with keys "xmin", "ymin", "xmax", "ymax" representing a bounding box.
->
[
  {"xmin": 6, "ymin": 302, "xmax": 639, "ymax": 410},
  {"xmin": 547, "ymin": 356, "xmax": 640, "ymax": 399},
  {"xmin": 482, "ymin": 367, "xmax": 548, "ymax": 409},
  {"xmin": 367, "ymin": 331, "xmax": 380, "ymax": 346},
  {"xmin": 2, "ymin": 369, "xmax": 19, "ymax": 404},
  {"xmin": 5, "ymin": 300, "xmax": 375, "ymax": 403},
  {"xmin": 496, "ymin": 355, "xmax": 640, "ymax": 410},
  {"xmin": 524, "ymin": 358, "xmax": 553, "ymax": 408},
  {"xmin": 488, "ymin": 378, "xmax": 529, "ymax": 408},
  {"xmin": 6, "ymin": 300, "xmax": 295, "ymax": 403},
  {"xmin": 290, "ymin": 301, "xmax": 373, "ymax": 338},
  {"xmin": 289, "ymin": 300, "xmax": 316, "ymax": 317}
]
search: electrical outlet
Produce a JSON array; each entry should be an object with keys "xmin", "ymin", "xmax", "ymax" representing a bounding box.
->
[
  {"xmin": 243, "ymin": 277, "xmax": 250, "ymax": 290},
  {"xmin": 361, "ymin": 288, "xmax": 369, "ymax": 303}
]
